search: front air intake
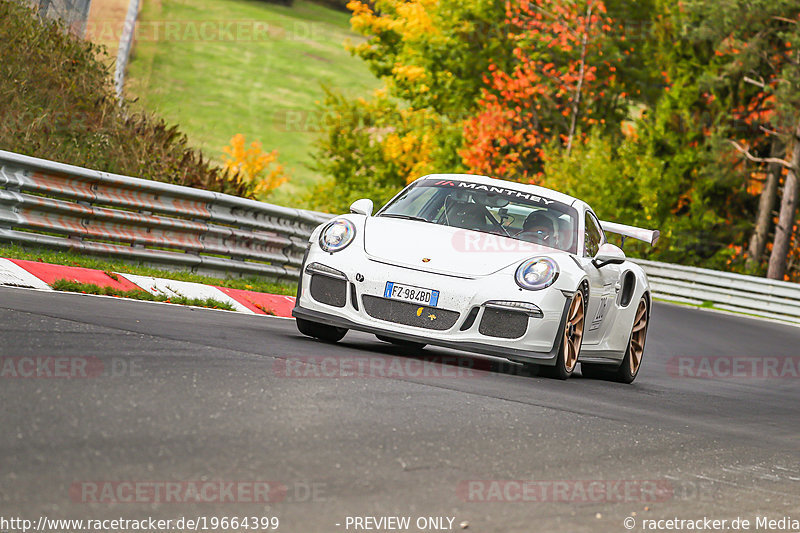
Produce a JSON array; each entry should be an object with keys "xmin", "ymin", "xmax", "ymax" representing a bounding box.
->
[
  {"xmin": 362, "ymin": 296, "xmax": 459, "ymax": 331},
  {"xmin": 478, "ymin": 308, "xmax": 529, "ymax": 339},
  {"xmin": 309, "ymin": 274, "xmax": 347, "ymax": 308}
]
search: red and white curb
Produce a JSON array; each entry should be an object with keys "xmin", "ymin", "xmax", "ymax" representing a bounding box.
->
[{"xmin": 0, "ymin": 258, "xmax": 295, "ymax": 318}]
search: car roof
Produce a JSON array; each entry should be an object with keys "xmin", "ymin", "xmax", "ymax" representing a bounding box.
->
[{"xmin": 418, "ymin": 173, "xmax": 580, "ymax": 208}]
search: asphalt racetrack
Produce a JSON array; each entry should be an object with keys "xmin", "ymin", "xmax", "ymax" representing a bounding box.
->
[{"xmin": 0, "ymin": 286, "xmax": 798, "ymax": 532}]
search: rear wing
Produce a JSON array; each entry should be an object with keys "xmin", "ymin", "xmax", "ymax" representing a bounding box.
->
[{"xmin": 600, "ymin": 220, "xmax": 660, "ymax": 246}]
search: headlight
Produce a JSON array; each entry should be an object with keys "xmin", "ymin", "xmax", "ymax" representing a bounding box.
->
[
  {"xmin": 319, "ymin": 219, "xmax": 356, "ymax": 253},
  {"xmin": 515, "ymin": 257, "xmax": 559, "ymax": 290}
]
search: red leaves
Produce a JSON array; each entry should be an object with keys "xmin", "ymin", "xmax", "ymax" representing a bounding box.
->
[{"xmin": 461, "ymin": 0, "xmax": 620, "ymax": 180}]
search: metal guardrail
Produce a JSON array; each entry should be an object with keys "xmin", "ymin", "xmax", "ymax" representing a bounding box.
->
[
  {"xmin": 635, "ymin": 259, "xmax": 800, "ymax": 324},
  {"xmin": 0, "ymin": 150, "xmax": 331, "ymax": 280},
  {"xmin": 1, "ymin": 149, "xmax": 800, "ymax": 322}
]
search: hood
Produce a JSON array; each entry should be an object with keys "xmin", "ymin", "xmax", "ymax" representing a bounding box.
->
[{"xmin": 363, "ymin": 216, "xmax": 557, "ymax": 277}]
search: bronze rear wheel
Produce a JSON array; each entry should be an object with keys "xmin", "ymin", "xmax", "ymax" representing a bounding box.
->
[
  {"xmin": 563, "ymin": 290, "xmax": 585, "ymax": 372},
  {"xmin": 628, "ymin": 298, "xmax": 648, "ymax": 376},
  {"xmin": 581, "ymin": 296, "xmax": 649, "ymax": 384},
  {"xmin": 612, "ymin": 296, "xmax": 649, "ymax": 383}
]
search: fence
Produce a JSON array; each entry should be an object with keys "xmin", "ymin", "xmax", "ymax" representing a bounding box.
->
[
  {"xmin": 28, "ymin": 0, "xmax": 92, "ymax": 37},
  {"xmin": 1, "ymin": 149, "xmax": 799, "ymax": 323},
  {"xmin": 634, "ymin": 259, "xmax": 800, "ymax": 324},
  {"xmin": 0, "ymin": 150, "xmax": 330, "ymax": 281},
  {"xmin": 114, "ymin": 0, "xmax": 140, "ymax": 99},
  {"xmin": 22, "ymin": 0, "xmax": 140, "ymax": 99}
]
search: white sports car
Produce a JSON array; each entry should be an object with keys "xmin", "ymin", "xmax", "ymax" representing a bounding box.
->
[{"xmin": 292, "ymin": 174, "xmax": 658, "ymax": 383}]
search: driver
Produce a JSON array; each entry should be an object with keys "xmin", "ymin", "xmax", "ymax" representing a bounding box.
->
[{"xmin": 518, "ymin": 211, "xmax": 555, "ymax": 245}]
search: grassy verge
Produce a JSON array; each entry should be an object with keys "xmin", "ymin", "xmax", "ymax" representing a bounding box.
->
[
  {"xmin": 126, "ymin": 0, "xmax": 380, "ymax": 208},
  {"xmin": 52, "ymin": 279, "xmax": 236, "ymax": 310},
  {"xmin": 0, "ymin": 243, "xmax": 297, "ymax": 296},
  {"xmin": 0, "ymin": 0, "xmax": 249, "ymax": 200}
]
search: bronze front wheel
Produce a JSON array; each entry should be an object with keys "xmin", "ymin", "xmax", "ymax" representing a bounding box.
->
[{"xmin": 542, "ymin": 290, "xmax": 585, "ymax": 380}]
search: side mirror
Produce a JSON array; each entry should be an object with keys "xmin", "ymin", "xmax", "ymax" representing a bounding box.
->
[
  {"xmin": 349, "ymin": 198, "xmax": 373, "ymax": 216},
  {"xmin": 592, "ymin": 243, "xmax": 626, "ymax": 269}
]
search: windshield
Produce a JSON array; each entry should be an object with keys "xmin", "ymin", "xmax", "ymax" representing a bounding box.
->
[{"xmin": 378, "ymin": 179, "xmax": 579, "ymax": 253}]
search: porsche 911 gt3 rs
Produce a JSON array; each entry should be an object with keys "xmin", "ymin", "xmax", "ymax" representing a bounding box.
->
[{"xmin": 292, "ymin": 174, "xmax": 659, "ymax": 383}]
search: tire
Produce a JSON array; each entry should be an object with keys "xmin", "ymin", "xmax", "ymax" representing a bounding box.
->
[
  {"xmin": 375, "ymin": 334, "xmax": 427, "ymax": 350},
  {"xmin": 541, "ymin": 289, "xmax": 585, "ymax": 380},
  {"xmin": 581, "ymin": 297, "xmax": 649, "ymax": 384},
  {"xmin": 296, "ymin": 317, "xmax": 347, "ymax": 342}
]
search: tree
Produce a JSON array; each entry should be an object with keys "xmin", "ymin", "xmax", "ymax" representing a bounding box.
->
[
  {"xmin": 745, "ymin": 140, "xmax": 782, "ymax": 271},
  {"xmin": 347, "ymin": 0, "xmax": 514, "ymax": 118},
  {"xmin": 460, "ymin": 0, "xmax": 629, "ymax": 180},
  {"xmin": 312, "ymin": 0, "xmax": 514, "ymax": 212},
  {"xmin": 687, "ymin": 0, "xmax": 800, "ymax": 279},
  {"xmin": 222, "ymin": 134, "xmax": 288, "ymax": 198},
  {"xmin": 538, "ymin": 0, "xmax": 755, "ymax": 267},
  {"xmin": 767, "ymin": 129, "xmax": 800, "ymax": 280},
  {"xmin": 310, "ymin": 88, "xmax": 461, "ymax": 213}
]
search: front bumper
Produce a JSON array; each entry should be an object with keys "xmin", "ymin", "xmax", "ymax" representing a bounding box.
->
[{"xmin": 292, "ymin": 251, "xmax": 572, "ymax": 366}]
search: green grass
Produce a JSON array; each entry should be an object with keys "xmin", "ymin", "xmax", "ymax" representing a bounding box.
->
[
  {"xmin": 51, "ymin": 279, "xmax": 236, "ymax": 310},
  {"xmin": 0, "ymin": 243, "xmax": 296, "ymax": 295},
  {"xmin": 0, "ymin": 0, "xmax": 242, "ymax": 196},
  {"xmin": 126, "ymin": 0, "xmax": 380, "ymax": 208}
]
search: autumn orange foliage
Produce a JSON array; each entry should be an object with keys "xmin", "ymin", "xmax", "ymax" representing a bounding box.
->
[
  {"xmin": 222, "ymin": 134, "xmax": 288, "ymax": 197},
  {"xmin": 461, "ymin": 0, "xmax": 623, "ymax": 181}
]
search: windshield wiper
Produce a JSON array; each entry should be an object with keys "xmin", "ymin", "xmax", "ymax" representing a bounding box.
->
[{"xmin": 379, "ymin": 214, "xmax": 429, "ymax": 223}]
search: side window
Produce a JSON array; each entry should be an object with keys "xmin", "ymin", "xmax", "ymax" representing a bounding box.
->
[{"xmin": 584, "ymin": 212, "xmax": 604, "ymax": 257}]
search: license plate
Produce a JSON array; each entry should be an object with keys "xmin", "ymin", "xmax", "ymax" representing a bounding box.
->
[{"xmin": 384, "ymin": 282, "xmax": 439, "ymax": 306}]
